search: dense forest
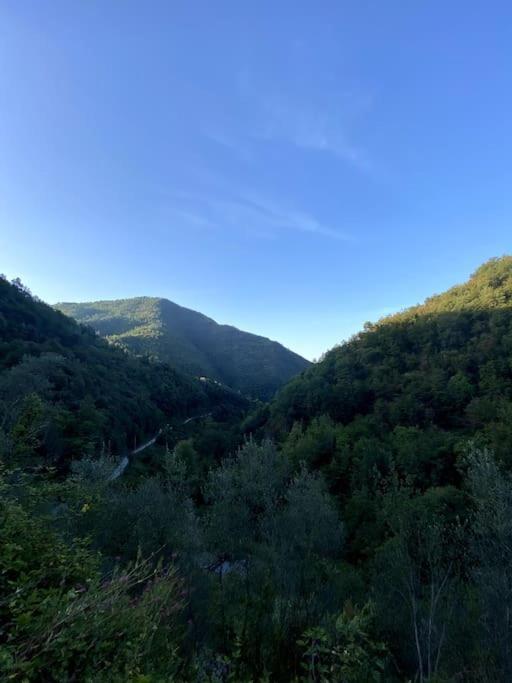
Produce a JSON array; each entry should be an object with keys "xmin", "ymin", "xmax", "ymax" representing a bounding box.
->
[
  {"xmin": 56, "ymin": 297, "xmax": 310, "ymax": 400},
  {"xmin": 3, "ymin": 258, "xmax": 512, "ymax": 681}
]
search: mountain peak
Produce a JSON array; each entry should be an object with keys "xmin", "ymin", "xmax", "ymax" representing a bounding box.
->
[{"xmin": 55, "ymin": 297, "xmax": 310, "ymax": 399}]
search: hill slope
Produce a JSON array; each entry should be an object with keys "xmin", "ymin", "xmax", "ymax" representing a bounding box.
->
[
  {"xmin": 253, "ymin": 256, "xmax": 512, "ymax": 553},
  {"xmin": 268, "ymin": 256, "xmax": 512, "ymax": 430},
  {"xmin": 0, "ymin": 278, "xmax": 247, "ymax": 465},
  {"xmin": 55, "ymin": 297, "xmax": 310, "ymax": 399}
]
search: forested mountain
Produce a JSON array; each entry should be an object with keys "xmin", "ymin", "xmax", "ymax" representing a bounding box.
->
[
  {"xmin": 264, "ymin": 256, "xmax": 512, "ymax": 462},
  {"xmin": 5, "ymin": 259, "xmax": 512, "ymax": 682},
  {"xmin": 0, "ymin": 277, "xmax": 247, "ymax": 467},
  {"xmin": 256, "ymin": 257, "xmax": 512, "ymax": 527},
  {"xmin": 231, "ymin": 255, "xmax": 512, "ymax": 678},
  {"xmin": 55, "ymin": 297, "xmax": 310, "ymax": 399}
]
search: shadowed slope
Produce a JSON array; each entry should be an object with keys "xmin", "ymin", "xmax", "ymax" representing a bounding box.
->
[
  {"xmin": 56, "ymin": 297, "xmax": 310, "ymax": 399},
  {"xmin": 0, "ymin": 278, "xmax": 247, "ymax": 465}
]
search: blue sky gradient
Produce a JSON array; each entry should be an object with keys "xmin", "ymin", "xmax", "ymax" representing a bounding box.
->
[{"xmin": 1, "ymin": 1, "xmax": 511, "ymax": 359}]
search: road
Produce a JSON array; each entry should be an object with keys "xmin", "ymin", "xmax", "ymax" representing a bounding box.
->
[{"xmin": 108, "ymin": 413, "xmax": 211, "ymax": 481}]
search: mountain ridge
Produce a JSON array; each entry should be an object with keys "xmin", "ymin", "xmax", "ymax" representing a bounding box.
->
[
  {"xmin": 373, "ymin": 255, "xmax": 512, "ymax": 326},
  {"xmin": 55, "ymin": 296, "xmax": 310, "ymax": 399},
  {"xmin": 262, "ymin": 254, "xmax": 512, "ymax": 449},
  {"xmin": 0, "ymin": 277, "xmax": 247, "ymax": 464}
]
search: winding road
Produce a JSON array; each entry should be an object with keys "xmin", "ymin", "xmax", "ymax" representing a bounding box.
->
[{"xmin": 108, "ymin": 413, "xmax": 211, "ymax": 481}]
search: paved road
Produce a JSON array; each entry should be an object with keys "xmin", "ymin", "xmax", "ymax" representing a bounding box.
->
[{"xmin": 109, "ymin": 413, "xmax": 211, "ymax": 481}]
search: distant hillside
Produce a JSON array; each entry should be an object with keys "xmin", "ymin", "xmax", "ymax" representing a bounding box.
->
[
  {"xmin": 265, "ymin": 256, "xmax": 512, "ymax": 441},
  {"xmin": 246, "ymin": 257, "xmax": 512, "ymax": 553},
  {"xmin": 55, "ymin": 297, "xmax": 310, "ymax": 399},
  {"xmin": 0, "ymin": 277, "xmax": 247, "ymax": 465}
]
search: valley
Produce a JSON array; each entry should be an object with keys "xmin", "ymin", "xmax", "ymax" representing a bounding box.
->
[{"xmin": 3, "ymin": 258, "xmax": 512, "ymax": 680}]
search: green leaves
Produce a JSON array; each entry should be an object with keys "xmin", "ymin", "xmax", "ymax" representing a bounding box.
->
[
  {"xmin": 298, "ymin": 603, "xmax": 389, "ymax": 682},
  {"xmin": 0, "ymin": 470, "xmax": 185, "ymax": 681},
  {"xmin": 54, "ymin": 296, "xmax": 310, "ymax": 401}
]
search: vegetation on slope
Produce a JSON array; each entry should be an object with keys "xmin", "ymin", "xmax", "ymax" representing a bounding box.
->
[
  {"xmin": 4, "ymin": 259, "xmax": 512, "ymax": 681},
  {"xmin": 0, "ymin": 277, "xmax": 247, "ymax": 468},
  {"xmin": 266, "ymin": 256, "xmax": 512, "ymax": 463},
  {"xmin": 55, "ymin": 296, "xmax": 310, "ymax": 400},
  {"xmin": 255, "ymin": 257, "xmax": 512, "ymax": 558},
  {"xmin": 238, "ymin": 255, "xmax": 512, "ymax": 679}
]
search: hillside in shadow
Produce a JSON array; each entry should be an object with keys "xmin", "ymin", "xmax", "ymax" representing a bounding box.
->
[{"xmin": 55, "ymin": 296, "xmax": 310, "ymax": 400}]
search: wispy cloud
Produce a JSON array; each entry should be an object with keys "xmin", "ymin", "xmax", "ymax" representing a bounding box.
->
[
  {"xmin": 256, "ymin": 92, "xmax": 373, "ymax": 172},
  {"xmin": 202, "ymin": 128, "xmax": 254, "ymax": 164},
  {"xmin": 202, "ymin": 73, "xmax": 375, "ymax": 174},
  {"xmin": 227, "ymin": 71, "xmax": 375, "ymax": 172},
  {"xmin": 233, "ymin": 191, "xmax": 349, "ymax": 240},
  {"xmin": 164, "ymin": 188, "xmax": 351, "ymax": 242}
]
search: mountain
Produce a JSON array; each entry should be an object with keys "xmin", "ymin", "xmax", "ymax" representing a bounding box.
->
[
  {"xmin": 55, "ymin": 297, "xmax": 310, "ymax": 399},
  {"xmin": 267, "ymin": 256, "xmax": 512, "ymax": 429},
  {"xmin": 251, "ymin": 256, "xmax": 512, "ymax": 553},
  {"xmin": 0, "ymin": 277, "xmax": 247, "ymax": 466},
  {"xmin": 7, "ymin": 259, "xmax": 512, "ymax": 682}
]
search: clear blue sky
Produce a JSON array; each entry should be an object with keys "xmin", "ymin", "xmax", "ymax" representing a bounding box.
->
[{"xmin": 1, "ymin": 2, "xmax": 511, "ymax": 360}]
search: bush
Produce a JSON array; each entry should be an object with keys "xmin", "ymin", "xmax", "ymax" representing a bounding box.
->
[{"xmin": 0, "ymin": 470, "xmax": 185, "ymax": 681}]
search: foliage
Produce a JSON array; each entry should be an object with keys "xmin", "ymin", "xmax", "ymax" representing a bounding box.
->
[
  {"xmin": 56, "ymin": 296, "xmax": 310, "ymax": 400},
  {"xmin": 268, "ymin": 257, "xmax": 512, "ymax": 463},
  {"xmin": 251, "ymin": 257, "xmax": 512, "ymax": 680},
  {"xmin": 373, "ymin": 482, "xmax": 465, "ymax": 682},
  {"xmin": 4, "ymin": 259, "xmax": 512, "ymax": 680},
  {"xmin": 464, "ymin": 448, "xmax": 512, "ymax": 681},
  {"xmin": 201, "ymin": 441, "xmax": 344, "ymax": 679},
  {"xmin": 297, "ymin": 603, "xmax": 389, "ymax": 682},
  {"xmin": 0, "ymin": 276, "xmax": 247, "ymax": 468},
  {"xmin": 0, "ymin": 468, "xmax": 185, "ymax": 682}
]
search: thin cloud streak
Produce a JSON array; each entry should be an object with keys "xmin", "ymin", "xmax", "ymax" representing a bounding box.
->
[
  {"xmin": 202, "ymin": 74, "xmax": 375, "ymax": 174},
  {"xmin": 234, "ymin": 71, "xmax": 375, "ymax": 172},
  {"xmin": 235, "ymin": 192, "xmax": 351, "ymax": 240},
  {"xmin": 202, "ymin": 128, "xmax": 254, "ymax": 164},
  {"xmin": 257, "ymin": 93, "xmax": 373, "ymax": 172},
  {"xmin": 164, "ymin": 189, "xmax": 351, "ymax": 242}
]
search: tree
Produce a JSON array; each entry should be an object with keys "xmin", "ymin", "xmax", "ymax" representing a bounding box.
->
[
  {"xmin": 203, "ymin": 441, "xmax": 344, "ymax": 679},
  {"xmin": 298, "ymin": 602, "xmax": 389, "ymax": 683},
  {"xmin": 374, "ymin": 484, "xmax": 463, "ymax": 682},
  {"xmin": 0, "ymin": 468, "xmax": 185, "ymax": 681},
  {"xmin": 466, "ymin": 448, "xmax": 512, "ymax": 680}
]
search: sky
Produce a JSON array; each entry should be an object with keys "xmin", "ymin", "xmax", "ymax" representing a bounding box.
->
[{"xmin": 1, "ymin": 1, "xmax": 512, "ymax": 360}]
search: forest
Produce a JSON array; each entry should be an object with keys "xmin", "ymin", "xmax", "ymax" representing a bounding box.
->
[
  {"xmin": 55, "ymin": 297, "xmax": 310, "ymax": 400},
  {"xmin": 3, "ymin": 257, "xmax": 512, "ymax": 682}
]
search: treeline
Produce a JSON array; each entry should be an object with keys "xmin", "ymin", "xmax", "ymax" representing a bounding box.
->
[
  {"xmin": 4, "ymin": 437, "xmax": 512, "ymax": 681},
  {"xmin": 0, "ymin": 276, "xmax": 247, "ymax": 469},
  {"xmin": 55, "ymin": 296, "xmax": 310, "ymax": 400},
  {"xmin": 243, "ymin": 256, "xmax": 512, "ymax": 679},
  {"xmin": 3, "ymin": 258, "xmax": 512, "ymax": 680},
  {"xmin": 258, "ymin": 258, "xmax": 512, "ymax": 558}
]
